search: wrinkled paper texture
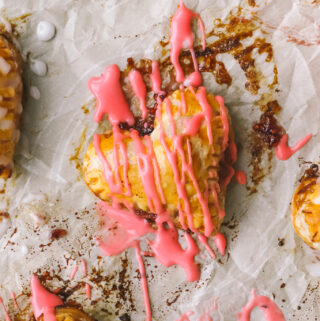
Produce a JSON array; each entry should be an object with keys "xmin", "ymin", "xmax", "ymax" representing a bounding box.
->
[{"xmin": 0, "ymin": 0, "xmax": 320, "ymax": 320}]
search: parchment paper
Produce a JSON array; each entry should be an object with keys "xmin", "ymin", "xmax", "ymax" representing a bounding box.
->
[{"xmin": 0, "ymin": 0, "xmax": 320, "ymax": 320}]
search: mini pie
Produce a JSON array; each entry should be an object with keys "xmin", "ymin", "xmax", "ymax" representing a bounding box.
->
[
  {"xmin": 0, "ymin": 29, "xmax": 23, "ymax": 179},
  {"xmin": 292, "ymin": 166, "xmax": 320, "ymax": 249},
  {"xmin": 38, "ymin": 307, "xmax": 94, "ymax": 321},
  {"xmin": 83, "ymin": 87, "xmax": 233, "ymax": 235}
]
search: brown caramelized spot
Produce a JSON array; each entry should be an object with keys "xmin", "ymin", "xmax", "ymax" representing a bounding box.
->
[
  {"xmin": 248, "ymin": 0, "xmax": 256, "ymax": 6},
  {"xmin": 134, "ymin": 209, "xmax": 157, "ymax": 223},
  {"xmin": 50, "ymin": 229, "xmax": 67, "ymax": 240},
  {"xmin": 253, "ymin": 112, "xmax": 285, "ymax": 148},
  {"xmin": 300, "ymin": 164, "xmax": 319, "ymax": 182},
  {"xmin": 119, "ymin": 314, "xmax": 131, "ymax": 321},
  {"xmin": 0, "ymin": 211, "xmax": 9, "ymax": 218}
]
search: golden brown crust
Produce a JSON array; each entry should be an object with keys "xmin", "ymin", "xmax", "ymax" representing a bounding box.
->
[
  {"xmin": 83, "ymin": 88, "xmax": 232, "ymax": 235},
  {"xmin": 38, "ymin": 307, "xmax": 94, "ymax": 321},
  {"xmin": 292, "ymin": 171, "xmax": 320, "ymax": 249},
  {"xmin": 0, "ymin": 30, "xmax": 23, "ymax": 179}
]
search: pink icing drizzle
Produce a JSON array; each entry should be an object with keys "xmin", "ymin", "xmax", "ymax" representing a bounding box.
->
[
  {"xmin": 10, "ymin": 291, "xmax": 19, "ymax": 310},
  {"xmin": 85, "ymin": 283, "xmax": 91, "ymax": 299},
  {"xmin": 170, "ymin": 0, "xmax": 205, "ymax": 86},
  {"xmin": 215, "ymin": 95, "xmax": 229, "ymax": 152},
  {"xmin": 88, "ymin": 64, "xmax": 134, "ymax": 126},
  {"xmin": 134, "ymin": 242, "xmax": 152, "ymax": 321},
  {"xmin": 0, "ymin": 297, "xmax": 11, "ymax": 321},
  {"xmin": 275, "ymin": 133, "xmax": 312, "ymax": 161},
  {"xmin": 215, "ymin": 233, "xmax": 226, "ymax": 256},
  {"xmin": 198, "ymin": 234, "xmax": 215, "ymax": 259},
  {"xmin": 81, "ymin": 259, "xmax": 87, "ymax": 277},
  {"xmin": 31, "ymin": 275, "xmax": 63, "ymax": 321},
  {"xmin": 235, "ymin": 170, "xmax": 247, "ymax": 185},
  {"xmin": 70, "ymin": 264, "xmax": 78, "ymax": 280},
  {"xmin": 129, "ymin": 69, "xmax": 148, "ymax": 119},
  {"xmin": 237, "ymin": 289, "xmax": 285, "ymax": 321},
  {"xmin": 150, "ymin": 61, "xmax": 164, "ymax": 95}
]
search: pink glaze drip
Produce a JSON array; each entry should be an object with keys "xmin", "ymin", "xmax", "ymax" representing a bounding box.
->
[
  {"xmin": 149, "ymin": 219, "xmax": 200, "ymax": 281},
  {"xmin": 170, "ymin": 0, "xmax": 205, "ymax": 85},
  {"xmin": 187, "ymin": 71, "xmax": 202, "ymax": 87},
  {"xmin": 184, "ymin": 114, "xmax": 204, "ymax": 136},
  {"xmin": 215, "ymin": 96, "xmax": 229, "ymax": 152},
  {"xmin": 133, "ymin": 242, "xmax": 152, "ymax": 321},
  {"xmin": 31, "ymin": 275, "xmax": 63, "ymax": 321},
  {"xmin": 150, "ymin": 61, "xmax": 164, "ymax": 95},
  {"xmin": 275, "ymin": 133, "xmax": 312, "ymax": 161},
  {"xmin": 198, "ymin": 234, "xmax": 216, "ymax": 259},
  {"xmin": 70, "ymin": 264, "xmax": 78, "ymax": 280},
  {"xmin": 10, "ymin": 291, "xmax": 19, "ymax": 310},
  {"xmin": 130, "ymin": 130, "xmax": 164, "ymax": 213},
  {"xmin": 176, "ymin": 311, "xmax": 194, "ymax": 321},
  {"xmin": 93, "ymin": 134, "xmax": 122, "ymax": 194},
  {"xmin": 88, "ymin": 64, "xmax": 134, "ymax": 125},
  {"xmin": 0, "ymin": 297, "xmax": 11, "ymax": 321},
  {"xmin": 129, "ymin": 69, "xmax": 148, "ymax": 119},
  {"xmin": 237, "ymin": 289, "xmax": 285, "ymax": 321},
  {"xmin": 215, "ymin": 233, "xmax": 226, "ymax": 256},
  {"xmin": 194, "ymin": 87, "xmax": 213, "ymax": 145},
  {"xmin": 235, "ymin": 170, "xmax": 247, "ymax": 185},
  {"xmin": 81, "ymin": 259, "xmax": 87, "ymax": 277},
  {"xmin": 85, "ymin": 283, "xmax": 91, "ymax": 299}
]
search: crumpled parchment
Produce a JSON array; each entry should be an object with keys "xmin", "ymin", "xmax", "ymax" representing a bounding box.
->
[{"xmin": 0, "ymin": 0, "xmax": 320, "ymax": 320}]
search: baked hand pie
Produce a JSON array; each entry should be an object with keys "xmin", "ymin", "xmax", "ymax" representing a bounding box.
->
[
  {"xmin": 83, "ymin": 85, "xmax": 234, "ymax": 236},
  {"xmin": 0, "ymin": 27, "xmax": 23, "ymax": 179},
  {"xmin": 291, "ymin": 165, "xmax": 320, "ymax": 249},
  {"xmin": 38, "ymin": 307, "xmax": 94, "ymax": 321}
]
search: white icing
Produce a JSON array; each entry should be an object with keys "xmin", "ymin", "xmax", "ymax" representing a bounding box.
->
[
  {"xmin": 0, "ymin": 57, "xmax": 11, "ymax": 75},
  {"xmin": 0, "ymin": 107, "xmax": 7, "ymax": 119},
  {"xmin": 0, "ymin": 119, "xmax": 13, "ymax": 130},
  {"xmin": 36, "ymin": 21, "xmax": 56, "ymax": 41},
  {"xmin": 30, "ymin": 86, "xmax": 40, "ymax": 100},
  {"xmin": 30, "ymin": 59, "xmax": 47, "ymax": 77}
]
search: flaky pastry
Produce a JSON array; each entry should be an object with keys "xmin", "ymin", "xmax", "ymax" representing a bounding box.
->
[
  {"xmin": 0, "ymin": 28, "xmax": 23, "ymax": 179},
  {"xmin": 83, "ymin": 87, "xmax": 233, "ymax": 235}
]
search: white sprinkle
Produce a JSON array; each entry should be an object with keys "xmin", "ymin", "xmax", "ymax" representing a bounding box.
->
[
  {"xmin": 30, "ymin": 59, "xmax": 47, "ymax": 76},
  {"xmin": 36, "ymin": 21, "xmax": 56, "ymax": 41},
  {"xmin": 30, "ymin": 86, "xmax": 41, "ymax": 100}
]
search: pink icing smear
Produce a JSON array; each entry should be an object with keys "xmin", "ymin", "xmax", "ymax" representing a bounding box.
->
[
  {"xmin": 275, "ymin": 133, "xmax": 312, "ymax": 161},
  {"xmin": 70, "ymin": 264, "xmax": 78, "ymax": 280},
  {"xmin": 170, "ymin": 0, "xmax": 205, "ymax": 85},
  {"xmin": 235, "ymin": 170, "xmax": 247, "ymax": 185},
  {"xmin": 215, "ymin": 233, "xmax": 226, "ymax": 256},
  {"xmin": 81, "ymin": 259, "xmax": 87, "ymax": 277},
  {"xmin": 85, "ymin": 283, "xmax": 91, "ymax": 299},
  {"xmin": 88, "ymin": 64, "xmax": 134, "ymax": 125},
  {"xmin": 10, "ymin": 291, "xmax": 19, "ymax": 310},
  {"xmin": 0, "ymin": 297, "xmax": 11, "ymax": 321},
  {"xmin": 31, "ymin": 275, "xmax": 63, "ymax": 321},
  {"xmin": 129, "ymin": 69, "xmax": 148, "ymax": 119},
  {"xmin": 237, "ymin": 289, "xmax": 285, "ymax": 321}
]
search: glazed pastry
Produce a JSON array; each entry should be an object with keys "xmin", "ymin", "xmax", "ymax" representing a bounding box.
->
[
  {"xmin": 38, "ymin": 307, "xmax": 94, "ymax": 321},
  {"xmin": 0, "ymin": 26, "xmax": 23, "ymax": 179},
  {"xmin": 83, "ymin": 87, "xmax": 234, "ymax": 235},
  {"xmin": 291, "ymin": 165, "xmax": 320, "ymax": 249}
]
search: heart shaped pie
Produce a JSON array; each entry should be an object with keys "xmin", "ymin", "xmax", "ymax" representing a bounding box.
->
[
  {"xmin": 38, "ymin": 307, "xmax": 94, "ymax": 321},
  {"xmin": 83, "ymin": 73, "xmax": 234, "ymax": 236}
]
